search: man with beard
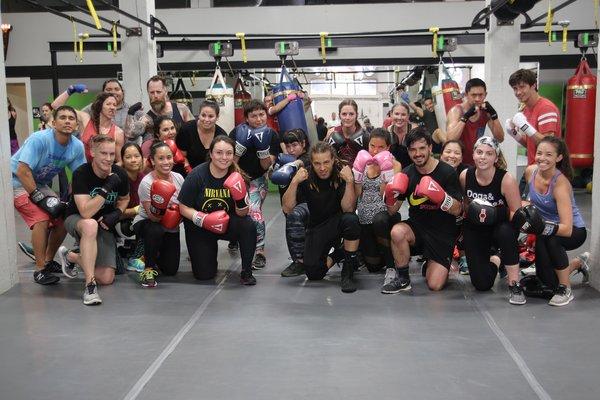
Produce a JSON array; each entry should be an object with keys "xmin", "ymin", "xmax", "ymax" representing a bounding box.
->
[
  {"xmin": 383, "ymin": 127, "xmax": 463, "ymax": 293},
  {"xmin": 127, "ymin": 75, "xmax": 194, "ymax": 145}
]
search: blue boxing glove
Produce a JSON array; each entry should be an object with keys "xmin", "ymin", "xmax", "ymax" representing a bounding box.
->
[
  {"xmin": 271, "ymin": 162, "xmax": 299, "ymax": 186},
  {"xmin": 234, "ymin": 124, "xmax": 253, "ymax": 157},
  {"xmin": 251, "ymin": 126, "xmax": 274, "ymax": 159},
  {"xmin": 273, "ymin": 154, "xmax": 296, "ymax": 171},
  {"xmin": 67, "ymin": 84, "xmax": 87, "ymax": 95},
  {"xmin": 400, "ymin": 91, "xmax": 410, "ymax": 103}
]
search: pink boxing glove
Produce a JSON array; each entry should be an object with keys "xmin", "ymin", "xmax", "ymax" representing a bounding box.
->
[
  {"xmin": 373, "ymin": 151, "xmax": 395, "ymax": 183},
  {"xmin": 352, "ymin": 150, "xmax": 374, "ymax": 184}
]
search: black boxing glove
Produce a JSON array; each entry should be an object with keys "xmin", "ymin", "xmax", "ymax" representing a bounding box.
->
[
  {"xmin": 328, "ymin": 132, "xmax": 345, "ymax": 150},
  {"xmin": 512, "ymin": 204, "xmax": 558, "ymax": 236},
  {"xmin": 483, "ymin": 101, "xmax": 498, "ymax": 120},
  {"xmin": 97, "ymin": 173, "xmax": 122, "ymax": 199},
  {"xmin": 466, "ymin": 198, "xmax": 497, "ymax": 226},
  {"xmin": 128, "ymin": 102, "xmax": 143, "ymax": 116},
  {"xmin": 30, "ymin": 189, "xmax": 67, "ymax": 219},
  {"xmin": 98, "ymin": 209, "xmax": 122, "ymax": 231},
  {"xmin": 460, "ymin": 105, "xmax": 477, "ymax": 123}
]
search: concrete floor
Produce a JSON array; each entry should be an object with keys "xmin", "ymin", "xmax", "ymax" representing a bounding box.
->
[{"xmin": 0, "ymin": 192, "xmax": 598, "ymax": 400}]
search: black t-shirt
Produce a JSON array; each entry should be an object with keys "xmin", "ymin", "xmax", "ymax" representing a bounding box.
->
[
  {"xmin": 229, "ymin": 123, "xmax": 280, "ymax": 180},
  {"xmin": 388, "ymin": 129, "xmax": 412, "ymax": 169},
  {"xmin": 296, "ymin": 172, "xmax": 345, "ymax": 227},
  {"xmin": 316, "ymin": 123, "xmax": 327, "ymax": 141},
  {"xmin": 178, "ymin": 162, "xmax": 235, "ymax": 214},
  {"xmin": 66, "ymin": 163, "xmax": 129, "ymax": 219},
  {"xmin": 176, "ymin": 121, "xmax": 227, "ymax": 168},
  {"xmin": 422, "ymin": 110, "xmax": 438, "ymax": 135},
  {"xmin": 403, "ymin": 160, "xmax": 462, "ymax": 236}
]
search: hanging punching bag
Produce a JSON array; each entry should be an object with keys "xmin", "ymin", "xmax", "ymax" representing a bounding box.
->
[
  {"xmin": 432, "ymin": 64, "xmax": 462, "ymax": 130},
  {"xmin": 206, "ymin": 67, "xmax": 234, "ymax": 133},
  {"xmin": 272, "ymin": 65, "xmax": 308, "ymax": 136},
  {"xmin": 566, "ymin": 58, "xmax": 597, "ymax": 168},
  {"xmin": 293, "ymin": 77, "xmax": 318, "ymax": 146},
  {"xmin": 234, "ymin": 75, "xmax": 252, "ymax": 126}
]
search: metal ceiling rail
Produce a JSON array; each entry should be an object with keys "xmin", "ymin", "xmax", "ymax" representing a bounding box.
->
[
  {"xmin": 56, "ymin": 0, "xmax": 129, "ymax": 32},
  {"xmin": 94, "ymin": 0, "xmax": 168, "ymax": 35},
  {"xmin": 522, "ymin": 0, "xmax": 580, "ymax": 28}
]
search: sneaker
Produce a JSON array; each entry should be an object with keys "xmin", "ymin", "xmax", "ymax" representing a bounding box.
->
[
  {"xmin": 281, "ymin": 261, "xmax": 305, "ymax": 277},
  {"xmin": 521, "ymin": 264, "xmax": 536, "ymax": 276},
  {"xmin": 139, "ymin": 269, "xmax": 158, "ymax": 288},
  {"xmin": 33, "ymin": 268, "xmax": 60, "ymax": 285},
  {"xmin": 252, "ymin": 253, "xmax": 266, "ymax": 270},
  {"xmin": 240, "ymin": 270, "xmax": 257, "ymax": 285},
  {"xmin": 575, "ymin": 252, "xmax": 591, "ymax": 284},
  {"xmin": 421, "ymin": 260, "xmax": 428, "ymax": 277},
  {"xmin": 44, "ymin": 260, "xmax": 62, "ymax": 274},
  {"xmin": 18, "ymin": 242, "xmax": 36, "ymax": 261},
  {"xmin": 458, "ymin": 256, "xmax": 469, "ymax": 275},
  {"xmin": 341, "ymin": 260, "xmax": 357, "ymax": 293},
  {"xmin": 498, "ymin": 263, "xmax": 508, "ymax": 279},
  {"xmin": 382, "ymin": 269, "xmax": 411, "ymax": 294},
  {"xmin": 549, "ymin": 284, "xmax": 574, "ymax": 306},
  {"xmin": 127, "ymin": 257, "xmax": 145, "ymax": 272},
  {"xmin": 83, "ymin": 281, "xmax": 102, "ymax": 305},
  {"xmin": 228, "ymin": 241, "xmax": 239, "ymax": 251},
  {"xmin": 58, "ymin": 246, "xmax": 78, "ymax": 279},
  {"xmin": 508, "ymin": 282, "xmax": 526, "ymax": 305}
]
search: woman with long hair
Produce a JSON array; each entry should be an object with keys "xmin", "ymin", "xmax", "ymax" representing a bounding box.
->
[
  {"xmin": 387, "ymin": 102, "xmax": 412, "ymax": 168},
  {"xmin": 325, "ymin": 99, "xmax": 367, "ymax": 165},
  {"xmin": 142, "ymin": 116, "xmax": 191, "ymax": 176}
]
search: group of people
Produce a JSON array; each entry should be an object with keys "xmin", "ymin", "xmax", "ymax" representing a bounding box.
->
[{"xmin": 10, "ymin": 68, "xmax": 590, "ymax": 307}]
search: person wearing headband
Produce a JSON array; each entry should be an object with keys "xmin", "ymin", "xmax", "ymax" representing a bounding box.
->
[{"xmin": 459, "ymin": 136, "xmax": 524, "ymax": 304}]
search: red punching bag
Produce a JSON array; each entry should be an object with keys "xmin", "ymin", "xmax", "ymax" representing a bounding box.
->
[
  {"xmin": 234, "ymin": 76, "xmax": 252, "ymax": 126},
  {"xmin": 566, "ymin": 58, "xmax": 596, "ymax": 168}
]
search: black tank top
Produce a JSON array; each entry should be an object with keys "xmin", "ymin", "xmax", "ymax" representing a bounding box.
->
[
  {"xmin": 147, "ymin": 101, "xmax": 184, "ymax": 127},
  {"xmin": 8, "ymin": 115, "xmax": 17, "ymax": 140},
  {"xmin": 464, "ymin": 166, "xmax": 507, "ymax": 207}
]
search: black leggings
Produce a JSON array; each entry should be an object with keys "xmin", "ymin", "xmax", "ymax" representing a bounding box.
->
[
  {"xmin": 372, "ymin": 211, "xmax": 403, "ymax": 270},
  {"xmin": 133, "ymin": 219, "xmax": 181, "ymax": 276},
  {"xmin": 285, "ymin": 203, "xmax": 309, "ymax": 262},
  {"xmin": 535, "ymin": 226, "xmax": 586, "ymax": 290},
  {"xmin": 183, "ymin": 214, "xmax": 256, "ymax": 280},
  {"xmin": 463, "ymin": 221, "xmax": 519, "ymax": 291},
  {"xmin": 304, "ymin": 213, "xmax": 360, "ymax": 280}
]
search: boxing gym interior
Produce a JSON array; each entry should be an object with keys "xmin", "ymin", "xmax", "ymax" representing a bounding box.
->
[{"xmin": 1, "ymin": 1, "xmax": 599, "ymax": 399}]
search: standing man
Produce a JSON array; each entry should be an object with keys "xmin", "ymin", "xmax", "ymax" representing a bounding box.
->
[
  {"xmin": 383, "ymin": 128, "xmax": 463, "ymax": 292},
  {"xmin": 59, "ymin": 135, "xmax": 129, "ymax": 305},
  {"xmin": 326, "ymin": 111, "xmax": 340, "ymax": 128},
  {"xmin": 446, "ymin": 78, "xmax": 504, "ymax": 165},
  {"xmin": 408, "ymin": 96, "xmax": 446, "ymax": 153},
  {"xmin": 11, "ymin": 106, "xmax": 86, "ymax": 284},
  {"xmin": 282, "ymin": 142, "xmax": 360, "ymax": 293},
  {"xmin": 127, "ymin": 75, "xmax": 194, "ymax": 145}
]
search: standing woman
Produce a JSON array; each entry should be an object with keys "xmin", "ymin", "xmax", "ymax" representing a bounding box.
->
[
  {"xmin": 133, "ymin": 141, "xmax": 184, "ymax": 288},
  {"xmin": 387, "ymin": 103, "xmax": 412, "ymax": 169},
  {"xmin": 516, "ymin": 137, "xmax": 590, "ymax": 306},
  {"xmin": 178, "ymin": 136, "xmax": 257, "ymax": 285},
  {"xmin": 326, "ymin": 99, "xmax": 368, "ymax": 165},
  {"xmin": 7, "ymin": 98, "xmax": 19, "ymax": 154},
  {"xmin": 142, "ymin": 116, "xmax": 191, "ymax": 176},
  {"xmin": 355, "ymin": 128, "xmax": 402, "ymax": 272},
  {"xmin": 52, "ymin": 90, "xmax": 125, "ymax": 163},
  {"xmin": 459, "ymin": 137, "xmax": 523, "ymax": 304},
  {"xmin": 176, "ymin": 100, "xmax": 227, "ymax": 169}
]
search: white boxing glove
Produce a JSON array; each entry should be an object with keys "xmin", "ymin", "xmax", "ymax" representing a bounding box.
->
[
  {"xmin": 505, "ymin": 119, "xmax": 523, "ymax": 143},
  {"xmin": 512, "ymin": 112, "xmax": 537, "ymax": 138}
]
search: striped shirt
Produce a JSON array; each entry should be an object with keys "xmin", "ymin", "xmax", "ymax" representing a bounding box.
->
[{"xmin": 523, "ymin": 97, "xmax": 561, "ymax": 165}]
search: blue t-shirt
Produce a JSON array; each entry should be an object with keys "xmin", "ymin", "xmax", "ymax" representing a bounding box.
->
[{"xmin": 11, "ymin": 128, "xmax": 86, "ymax": 189}]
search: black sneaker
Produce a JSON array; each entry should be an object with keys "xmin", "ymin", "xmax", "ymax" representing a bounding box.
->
[
  {"xmin": 340, "ymin": 261, "xmax": 357, "ymax": 293},
  {"xmin": 381, "ymin": 269, "xmax": 411, "ymax": 294},
  {"xmin": 498, "ymin": 263, "xmax": 508, "ymax": 279},
  {"xmin": 44, "ymin": 260, "xmax": 62, "ymax": 274},
  {"xmin": 240, "ymin": 270, "xmax": 257, "ymax": 285},
  {"xmin": 18, "ymin": 242, "xmax": 35, "ymax": 261},
  {"xmin": 228, "ymin": 241, "xmax": 239, "ymax": 251},
  {"xmin": 33, "ymin": 268, "xmax": 60, "ymax": 285},
  {"xmin": 281, "ymin": 261, "xmax": 305, "ymax": 277},
  {"xmin": 252, "ymin": 253, "xmax": 266, "ymax": 270}
]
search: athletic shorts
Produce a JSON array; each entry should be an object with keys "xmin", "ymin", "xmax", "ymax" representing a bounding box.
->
[
  {"xmin": 64, "ymin": 214, "xmax": 117, "ymax": 269},
  {"xmin": 13, "ymin": 186, "xmax": 62, "ymax": 229},
  {"xmin": 404, "ymin": 219, "xmax": 456, "ymax": 270}
]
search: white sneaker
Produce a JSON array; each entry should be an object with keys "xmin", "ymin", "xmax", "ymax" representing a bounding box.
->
[
  {"xmin": 575, "ymin": 252, "xmax": 591, "ymax": 284},
  {"xmin": 58, "ymin": 246, "xmax": 78, "ymax": 279},
  {"xmin": 549, "ymin": 285, "xmax": 574, "ymax": 307},
  {"xmin": 521, "ymin": 264, "xmax": 536, "ymax": 276},
  {"xmin": 83, "ymin": 282, "xmax": 102, "ymax": 306}
]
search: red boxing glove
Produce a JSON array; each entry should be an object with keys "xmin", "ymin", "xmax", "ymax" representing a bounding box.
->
[
  {"xmin": 150, "ymin": 180, "xmax": 176, "ymax": 216},
  {"xmin": 193, "ymin": 210, "xmax": 230, "ymax": 234},
  {"xmin": 384, "ymin": 172, "xmax": 409, "ymax": 207},
  {"xmin": 164, "ymin": 139, "xmax": 186, "ymax": 165},
  {"xmin": 373, "ymin": 150, "xmax": 395, "ymax": 183},
  {"xmin": 414, "ymin": 176, "xmax": 453, "ymax": 212},
  {"xmin": 161, "ymin": 204, "xmax": 182, "ymax": 229},
  {"xmin": 224, "ymin": 171, "xmax": 249, "ymax": 209}
]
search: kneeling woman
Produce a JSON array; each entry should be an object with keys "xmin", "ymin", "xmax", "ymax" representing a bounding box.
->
[
  {"xmin": 516, "ymin": 137, "xmax": 589, "ymax": 306},
  {"xmin": 178, "ymin": 136, "xmax": 257, "ymax": 285},
  {"xmin": 459, "ymin": 137, "xmax": 523, "ymax": 304},
  {"xmin": 133, "ymin": 141, "xmax": 185, "ymax": 287}
]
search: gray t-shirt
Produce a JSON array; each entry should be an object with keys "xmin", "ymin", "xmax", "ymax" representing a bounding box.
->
[{"xmin": 133, "ymin": 171, "xmax": 185, "ymax": 233}]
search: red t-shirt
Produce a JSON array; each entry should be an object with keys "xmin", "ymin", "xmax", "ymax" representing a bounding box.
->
[
  {"xmin": 457, "ymin": 106, "xmax": 489, "ymax": 166},
  {"xmin": 523, "ymin": 97, "xmax": 561, "ymax": 165}
]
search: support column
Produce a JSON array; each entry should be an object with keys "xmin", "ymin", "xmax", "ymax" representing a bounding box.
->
[
  {"xmin": 589, "ymin": 59, "xmax": 600, "ymax": 290},
  {"xmin": 483, "ymin": 9, "xmax": 521, "ymax": 178},
  {"xmin": 120, "ymin": 0, "xmax": 157, "ymax": 109},
  {"xmin": 0, "ymin": 11, "xmax": 19, "ymax": 294}
]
